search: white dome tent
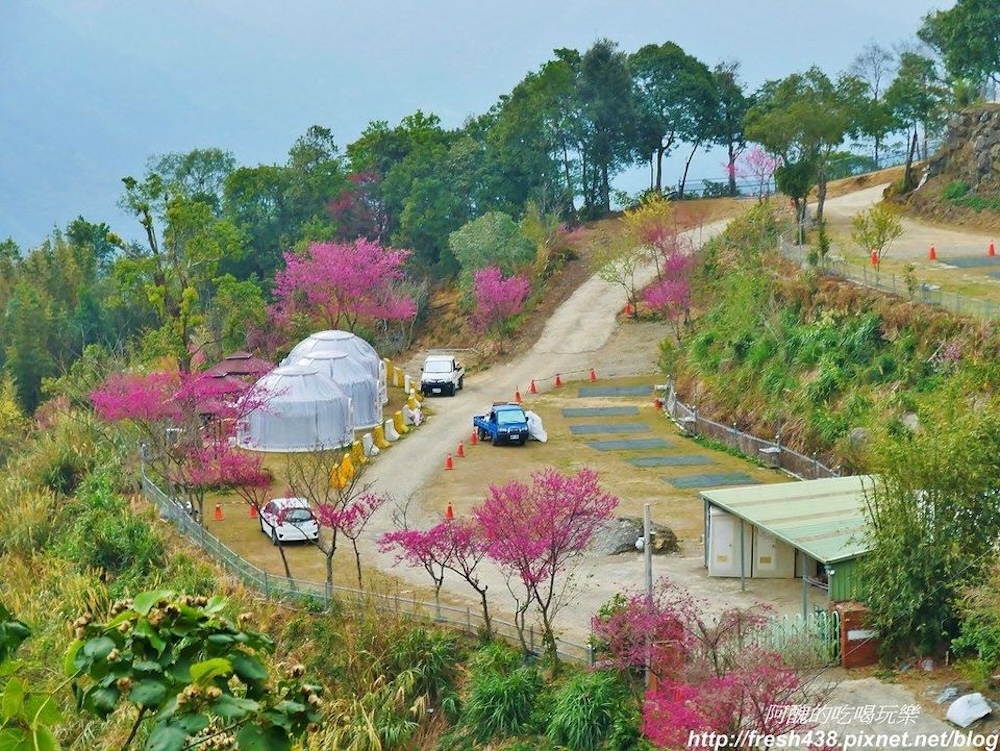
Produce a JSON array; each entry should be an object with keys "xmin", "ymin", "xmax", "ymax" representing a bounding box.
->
[
  {"xmin": 296, "ymin": 352, "xmax": 381, "ymax": 429},
  {"xmin": 283, "ymin": 330, "xmax": 388, "ymax": 406},
  {"xmin": 237, "ymin": 364, "xmax": 354, "ymax": 452}
]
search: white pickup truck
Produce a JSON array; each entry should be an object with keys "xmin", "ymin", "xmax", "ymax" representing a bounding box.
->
[{"xmin": 420, "ymin": 354, "xmax": 465, "ymax": 397}]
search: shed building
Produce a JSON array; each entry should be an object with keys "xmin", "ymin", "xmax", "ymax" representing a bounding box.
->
[{"xmin": 700, "ymin": 475, "xmax": 873, "ymax": 611}]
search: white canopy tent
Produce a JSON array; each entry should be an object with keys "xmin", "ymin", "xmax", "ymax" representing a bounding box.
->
[
  {"xmin": 237, "ymin": 364, "xmax": 354, "ymax": 452},
  {"xmin": 283, "ymin": 330, "xmax": 388, "ymax": 406},
  {"xmin": 296, "ymin": 352, "xmax": 381, "ymax": 429}
]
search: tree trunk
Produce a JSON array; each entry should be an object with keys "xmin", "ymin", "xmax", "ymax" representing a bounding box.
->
[
  {"xmin": 727, "ymin": 141, "xmax": 738, "ymax": 197},
  {"xmin": 678, "ymin": 140, "xmax": 702, "ymax": 199},
  {"xmin": 903, "ymin": 130, "xmax": 918, "ymax": 192},
  {"xmin": 654, "ymin": 145, "xmax": 665, "ymax": 193},
  {"xmin": 873, "ymin": 135, "xmax": 881, "ymax": 170},
  {"xmin": 478, "ymin": 588, "xmax": 493, "ymax": 640},
  {"xmin": 352, "ymin": 540, "xmax": 363, "ymax": 589},
  {"xmin": 815, "ymin": 160, "xmax": 828, "ymax": 224}
]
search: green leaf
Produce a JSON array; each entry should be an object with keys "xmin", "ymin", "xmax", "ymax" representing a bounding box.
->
[
  {"xmin": 86, "ymin": 685, "xmax": 120, "ymax": 717},
  {"xmin": 30, "ymin": 726, "xmax": 58, "ymax": 751},
  {"xmin": 132, "ymin": 660, "xmax": 163, "ymax": 675},
  {"xmin": 82, "ymin": 637, "xmax": 116, "ymax": 662},
  {"xmin": 134, "ymin": 620, "xmax": 166, "ymax": 655},
  {"xmin": 1, "ymin": 678, "xmax": 26, "ymax": 721},
  {"xmin": 210, "ymin": 694, "xmax": 258, "ymax": 720},
  {"xmin": 145, "ymin": 724, "xmax": 187, "ymax": 751},
  {"xmin": 0, "ymin": 727, "xmax": 30, "ymax": 751},
  {"xmin": 129, "ymin": 679, "xmax": 167, "ymax": 709},
  {"xmin": 171, "ymin": 713, "xmax": 209, "ymax": 735},
  {"xmin": 189, "ymin": 658, "xmax": 231, "ymax": 685},
  {"xmin": 202, "ymin": 597, "xmax": 227, "ymax": 615},
  {"xmin": 230, "ymin": 653, "xmax": 268, "ymax": 684},
  {"xmin": 63, "ymin": 642, "xmax": 82, "ymax": 677},
  {"xmin": 133, "ymin": 590, "xmax": 175, "ymax": 616},
  {"xmin": 205, "ymin": 634, "xmax": 235, "ymax": 646},
  {"xmin": 236, "ymin": 724, "xmax": 290, "ymax": 751},
  {"xmin": 25, "ymin": 694, "xmax": 62, "ymax": 725}
]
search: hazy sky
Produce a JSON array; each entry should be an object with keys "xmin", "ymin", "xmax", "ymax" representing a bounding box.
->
[{"xmin": 1, "ymin": 0, "xmax": 951, "ymax": 249}]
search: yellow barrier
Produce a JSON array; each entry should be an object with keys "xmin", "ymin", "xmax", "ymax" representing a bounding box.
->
[
  {"xmin": 373, "ymin": 424, "xmax": 391, "ymax": 449},
  {"xmin": 393, "ymin": 410, "xmax": 409, "ymax": 434}
]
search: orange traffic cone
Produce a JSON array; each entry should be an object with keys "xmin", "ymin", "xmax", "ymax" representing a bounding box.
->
[
  {"xmin": 990, "ymin": 240, "xmax": 996, "ymax": 257},
  {"xmin": 514, "ymin": 389, "xmax": 522, "ymax": 404},
  {"xmin": 589, "ymin": 368, "xmax": 597, "ymax": 382},
  {"xmin": 555, "ymin": 373, "xmax": 563, "ymax": 388},
  {"xmin": 529, "ymin": 379, "xmax": 538, "ymax": 394},
  {"xmin": 457, "ymin": 441, "xmax": 465, "ymax": 458},
  {"xmin": 445, "ymin": 503, "xmax": 455, "ymax": 520},
  {"xmin": 870, "ymin": 250, "xmax": 878, "ymax": 266},
  {"xmin": 470, "ymin": 430, "xmax": 478, "ymax": 446},
  {"xmin": 929, "ymin": 244, "xmax": 937, "ymax": 261},
  {"xmin": 445, "ymin": 454, "xmax": 454, "ymax": 470},
  {"xmin": 624, "ymin": 302, "xmax": 633, "ymax": 316},
  {"xmin": 249, "ymin": 505, "xmax": 258, "ymax": 519},
  {"xmin": 214, "ymin": 504, "xmax": 223, "ymax": 521}
]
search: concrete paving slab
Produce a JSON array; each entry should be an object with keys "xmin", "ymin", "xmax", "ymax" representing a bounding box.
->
[
  {"xmin": 561, "ymin": 406, "xmax": 640, "ymax": 417},
  {"xmin": 577, "ymin": 385, "xmax": 653, "ymax": 397},
  {"xmin": 569, "ymin": 423, "xmax": 650, "ymax": 434},
  {"xmin": 628, "ymin": 455, "xmax": 714, "ymax": 467},
  {"xmin": 666, "ymin": 472, "xmax": 758, "ymax": 488},
  {"xmin": 586, "ymin": 438, "xmax": 673, "ymax": 451}
]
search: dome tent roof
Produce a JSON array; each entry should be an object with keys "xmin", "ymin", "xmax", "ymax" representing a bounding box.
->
[
  {"xmin": 237, "ymin": 364, "xmax": 354, "ymax": 452},
  {"xmin": 283, "ymin": 330, "xmax": 387, "ymax": 405},
  {"xmin": 296, "ymin": 351, "xmax": 381, "ymax": 428}
]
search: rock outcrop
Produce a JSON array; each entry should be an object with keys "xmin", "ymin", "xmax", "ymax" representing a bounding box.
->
[{"xmin": 925, "ymin": 104, "xmax": 1000, "ymax": 193}]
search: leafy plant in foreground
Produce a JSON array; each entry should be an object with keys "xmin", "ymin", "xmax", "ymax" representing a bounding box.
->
[{"xmin": 67, "ymin": 589, "xmax": 323, "ymax": 751}]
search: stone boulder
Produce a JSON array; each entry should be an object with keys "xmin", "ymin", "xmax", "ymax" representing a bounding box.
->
[{"xmin": 590, "ymin": 516, "xmax": 679, "ymax": 556}]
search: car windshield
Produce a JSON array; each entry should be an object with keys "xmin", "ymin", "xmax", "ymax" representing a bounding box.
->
[
  {"xmin": 282, "ymin": 508, "xmax": 314, "ymax": 524},
  {"xmin": 497, "ymin": 410, "xmax": 524, "ymax": 426},
  {"xmin": 425, "ymin": 360, "xmax": 451, "ymax": 373}
]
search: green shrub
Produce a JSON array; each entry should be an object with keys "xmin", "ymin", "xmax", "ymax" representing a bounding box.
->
[
  {"xmin": 464, "ymin": 667, "xmax": 542, "ymax": 742},
  {"xmin": 547, "ymin": 671, "xmax": 626, "ymax": 751},
  {"xmin": 941, "ymin": 180, "xmax": 971, "ymax": 201}
]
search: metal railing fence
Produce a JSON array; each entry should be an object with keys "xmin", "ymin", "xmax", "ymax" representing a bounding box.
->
[{"xmin": 660, "ymin": 383, "xmax": 839, "ymax": 480}]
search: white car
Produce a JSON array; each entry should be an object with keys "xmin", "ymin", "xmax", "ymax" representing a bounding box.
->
[{"xmin": 259, "ymin": 497, "xmax": 319, "ymax": 545}]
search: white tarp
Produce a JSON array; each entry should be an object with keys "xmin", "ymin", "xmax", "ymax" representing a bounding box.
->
[
  {"xmin": 947, "ymin": 693, "xmax": 991, "ymax": 728},
  {"xmin": 283, "ymin": 330, "xmax": 388, "ymax": 406},
  {"xmin": 238, "ymin": 364, "xmax": 354, "ymax": 452},
  {"xmin": 296, "ymin": 352, "xmax": 381, "ymax": 428},
  {"xmin": 525, "ymin": 410, "xmax": 548, "ymax": 442}
]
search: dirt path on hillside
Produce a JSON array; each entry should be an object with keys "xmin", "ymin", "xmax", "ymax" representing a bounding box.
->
[{"xmin": 824, "ymin": 184, "xmax": 998, "ymax": 261}]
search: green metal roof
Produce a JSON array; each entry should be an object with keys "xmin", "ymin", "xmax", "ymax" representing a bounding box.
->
[{"xmin": 699, "ymin": 475, "xmax": 875, "ymax": 564}]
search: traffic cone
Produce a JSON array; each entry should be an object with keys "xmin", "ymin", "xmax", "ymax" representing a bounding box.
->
[
  {"xmin": 249, "ymin": 505, "xmax": 258, "ymax": 519},
  {"xmin": 445, "ymin": 454, "xmax": 454, "ymax": 470},
  {"xmin": 929, "ymin": 244, "xmax": 937, "ymax": 261},
  {"xmin": 990, "ymin": 240, "xmax": 996, "ymax": 257},
  {"xmin": 445, "ymin": 503, "xmax": 455, "ymax": 520},
  {"xmin": 555, "ymin": 373, "xmax": 563, "ymax": 388},
  {"xmin": 624, "ymin": 302, "xmax": 633, "ymax": 316},
  {"xmin": 470, "ymin": 429, "xmax": 478, "ymax": 446},
  {"xmin": 870, "ymin": 250, "xmax": 878, "ymax": 266},
  {"xmin": 589, "ymin": 368, "xmax": 597, "ymax": 382},
  {"xmin": 514, "ymin": 389, "xmax": 522, "ymax": 404},
  {"xmin": 457, "ymin": 441, "xmax": 465, "ymax": 458},
  {"xmin": 214, "ymin": 504, "xmax": 223, "ymax": 521},
  {"xmin": 529, "ymin": 379, "xmax": 538, "ymax": 394}
]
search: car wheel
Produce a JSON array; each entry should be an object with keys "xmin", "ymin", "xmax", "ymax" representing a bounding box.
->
[
  {"xmin": 271, "ymin": 528, "xmax": 279, "ymax": 546},
  {"xmin": 478, "ymin": 428, "xmax": 488, "ymax": 441},
  {"xmin": 448, "ymin": 383, "xmax": 456, "ymax": 397},
  {"xmin": 519, "ymin": 437, "xmax": 527, "ymax": 446}
]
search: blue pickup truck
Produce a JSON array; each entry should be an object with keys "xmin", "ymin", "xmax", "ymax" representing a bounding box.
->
[{"xmin": 473, "ymin": 402, "xmax": 530, "ymax": 446}]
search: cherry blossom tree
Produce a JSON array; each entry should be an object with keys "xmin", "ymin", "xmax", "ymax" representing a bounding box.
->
[
  {"xmin": 269, "ymin": 238, "xmax": 417, "ymax": 336},
  {"xmin": 470, "ymin": 266, "xmax": 531, "ymax": 354},
  {"xmin": 379, "ymin": 517, "xmax": 493, "ymax": 637},
  {"xmin": 474, "ymin": 468, "xmax": 619, "ymax": 665},
  {"xmin": 736, "ymin": 146, "xmax": 782, "ymax": 201},
  {"xmin": 592, "ymin": 578, "xmax": 830, "ymax": 747},
  {"xmin": 282, "ymin": 450, "xmax": 389, "ymax": 589},
  {"xmin": 318, "ymin": 491, "xmax": 389, "ymax": 589},
  {"xmin": 91, "ymin": 369, "xmax": 266, "ymax": 523},
  {"xmin": 642, "ymin": 250, "xmax": 695, "ymax": 342}
]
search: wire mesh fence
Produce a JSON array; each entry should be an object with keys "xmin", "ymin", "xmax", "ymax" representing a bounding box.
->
[
  {"xmin": 660, "ymin": 383, "xmax": 839, "ymax": 480},
  {"xmin": 141, "ymin": 469, "xmax": 594, "ymax": 665},
  {"xmin": 778, "ymin": 235, "xmax": 1000, "ymax": 321}
]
